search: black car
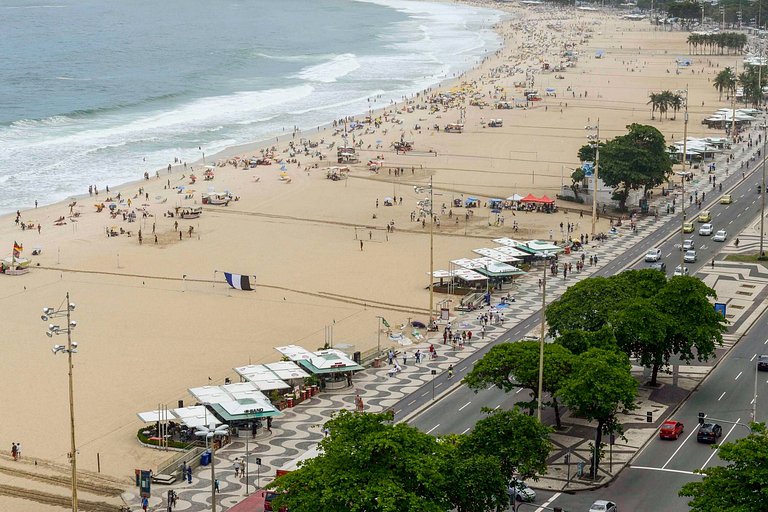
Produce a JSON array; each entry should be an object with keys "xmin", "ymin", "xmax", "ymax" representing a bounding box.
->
[
  {"xmin": 649, "ymin": 262, "xmax": 666, "ymax": 273},
  {"xmin": 697, "ymin": 423, "xmax": 723, "ymax": 443},
  {"xmin": 758, "ymin": 355, "xmax": 768, "ymax": 371}
]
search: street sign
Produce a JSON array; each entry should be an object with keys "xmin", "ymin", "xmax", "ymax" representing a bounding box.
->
[
  {"xmin": 714, "ymin": 302, "xmax": 727, "ymax": 317},
  {"xmin": 255, "ymin": 457, "xmax": 262, "ymax": 466}
]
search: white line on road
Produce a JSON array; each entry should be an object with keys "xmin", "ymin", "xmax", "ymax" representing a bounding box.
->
[
  {"xmin": 701, "ymin": 418, "xmax": 741, "ymax": 470},
  {"xmin": 435, "ymin": 382, "xmax": 443, "ymax": 388},
  {"xmin": 735, "ymin": 371, "xmax": 743, "ymax": 380},
  {"xmin": 426, "ymin": 424, "xmax": 440, "ymax": 434},
  {"xmin": 461, "ymin": 427, "xmax": 470, "ymax": 435},
  {"xmin": 487, "ymin": 384, "xmax": 495, "ymax": 391},
  {"xmin": 534, "ymin": 492, "xmax": 562, "ymax": 512},
  {"xmin": 459, "ymin": 401, "xmax": 472, "ymax": 411},
  {"xmin": 493, "ymin": 404, "xmax": 501, "ymax": 410},
  {"xmin": 718, "ymin": 392, "xmax": 726, "ymax": 401},
  {"xmin": 631, "ymin": 465, "xmax": 699, "ymax": 476},
  {"xmin": 751, "ymin": 354, "xmax": 757, "ymax": 362},
  {"xmin": 421, "ymin": 391, "xmax": 429, "ymax": 398},
  {"xmin": 408, "ymin": 399, "xmax": 416, "ymax": 406},
  {"xmin": 515, "ymin": 388, "xmax": 525, "ymax": 394},
  {"xmin": 663, "ymin": 425, "xmax": 699, "ymax": 469}
]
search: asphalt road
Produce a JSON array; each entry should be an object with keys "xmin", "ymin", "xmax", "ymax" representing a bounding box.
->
[{"xmin": 392, "ymin": 141, "xmax": 768, "ymax": 512}]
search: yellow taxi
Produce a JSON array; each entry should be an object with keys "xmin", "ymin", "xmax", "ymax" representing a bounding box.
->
[
  {"xmin": 698, "ymin": 210, "xmax": 711, "ymax": 223},
  {"xmin": 683, "ymin": 221, "xmax": 694, "ymax": 233},
  {"xmin": 720, "ymin": 194, "xmax": 733, "ymax": 204}
]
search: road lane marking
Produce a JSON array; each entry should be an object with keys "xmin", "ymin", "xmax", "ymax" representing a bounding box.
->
[
  {"xmin": 459, "ymin": 401, "xmax": 472, "ymax": 411},
  {"xmin": 487, "ymin": 384, "xmax": 495, "ymax": 391},
  {"xmin": 631, "ymin": 465, "xmax": 699, "ymax": 476},
  {"xmin": 764, "ymin": 339, "xmax": 768, "ymax": 345},
  {"xmin": 718, "ymin": 392, "xmax": 726, "ymax": 401},
  {"xmin": 662, "ymin": 425, "xmax": 699, "ymax": 469},
  {"xmin": 735, "ymin": 371, "xmax": 743, "ymax": 380},
  {"xmin": 516, "ymin": 388, "xmax": 525, "ymax": 394},
  {"xmin": 426, "ymin": 424, "xmax": 440, "ymax": 434},
  {"xmin": 493, "ymin": 404, "xmax": 501, "ymax": 410},
  {"xmin": 701, "ymin": 418, "xmax": 741, "ymax": 470},
  {"xmin": 534, "ymin": 492, "xmax": 562, "ymax": 512},
  {"xmin": 435, "ymin": 382, "xmax": 443, "ymax": 388},
  {"xmin": 461, "ymin": 427, "xmax": 470, "ymax": 435},
  {"xmin": 421, "ymin": 391, "xmax": 429, "ymax": 398},
  {"xmin": 407, "ymin": 399, "xmax": 416, "ymax": 406},
  {"xmin": 751, "ymin": 354, "xmax": 757, "ymax": 362}
]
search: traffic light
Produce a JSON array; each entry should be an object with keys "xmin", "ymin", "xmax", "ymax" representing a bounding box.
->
[
  {"xmin": 698, "ymin": 412, "xmax": 705, "ymax": 425},
  {"xmin": 646, "ymin": 411, "xmax": 653, "ymax": 423}
]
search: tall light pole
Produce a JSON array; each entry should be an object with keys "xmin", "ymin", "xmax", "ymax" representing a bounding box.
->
[
  {"xmin": 754, "ymin": 358, "xmax": 760, "ymax": 422},
  {"xmin": 536, "ymin": 253, "xmax": 551, "ymax": 421},
  {"xmin": 42, "ymin": 294, "xmax": 79, "ymax": 512},
  {"xmin": 762, "ymin": 121, "xmax": 767, "ymax": 257},
  {"xmin": 585, "ymin": 122, "xmax": 600, "ymax": 238},
  {"xmin": 428, "ymin": 175, "xmax": 435, "ymax": 322},
  {"xmin": 196, "ymin": 422, "xmax": 229, "ymax": 512},
  {"xmin": 677, "ymin": 86, "xmax": 690, "ymax": 272}
]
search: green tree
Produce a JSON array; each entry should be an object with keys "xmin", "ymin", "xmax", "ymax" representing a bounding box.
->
[
  {"xmin": 612, "ymin": 298, "xmax": 670, "ymax": 386},
  {"xmin": 545, "ymin": 276, "xmax": 624, "ymax": 334},
  {"xmin": 557, "ymin": 349, "xmax": 638, "ymax": 479},
  {"xmin": 679, "ymin": 423, "xmax": 768, "ymax": 512},
  {"xmin": 459, "ymin": 408, "xmax": 553, "ymax": 479},
  {"xmin": 655, "ymin": 276, "xmax": 727, "ymax": 366},
  {"xmin": 443, "ymin": 451, "xmax": 510, "ymax": 512},
  {"xmin": 738, "ymin": 64, "xmax": 767, "ymax": 107},
  {"xmin": 713, "ymin": 67, "xmax": 737, "ymax": 100},
  {"xmin": 556, "ymin": 326, "xmax": 617, "ymax": 356},
  {"xmin": 577, "ymin": 124, "xmax": 673, "ymax": 211},
  {"xmin": 268, "ymin": 410, "xmax": 450, "ymax": 512},
  {"xmin": 570, "ymin": 166, "xmax": 585, "ymax": 201},
  {"xmin": 463, "ymin": 341, "xmax": 573, "ymax": 427}
]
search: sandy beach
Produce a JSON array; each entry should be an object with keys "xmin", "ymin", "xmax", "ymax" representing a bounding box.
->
[{"xmin": 0, "ymin": 2, "xmax": 741, "ymax": 508}]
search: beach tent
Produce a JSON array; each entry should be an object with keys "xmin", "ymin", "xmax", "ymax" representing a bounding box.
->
[
  {"xmin": 595, "ymin": 49, "xmax": 606, "ymax": 58},
  {"xmin": 539, "ymin": 195, "xmax": 555, "ymax": 204},
  {"xmin": 506, "ymin": 194, "xmax": 523, "ymax": 201},
  {"xmin": 520, "ymin": 193, "xmax": 539, "ymax": 203}
]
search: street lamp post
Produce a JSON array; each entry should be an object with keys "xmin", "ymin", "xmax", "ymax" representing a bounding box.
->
[
  {"xmin": 585, "ymin": 122, "xmax": 600, "ymax": 238},
  {"xmin": 754, "ymin": 359, "xmax": 760, "ymax": 422},
  {"xmin": 761, "ymin": 121, "xmax": 767, "ymax": 257},
  {"xmin": 41, "ymin": 294, "xmax": 79, "ymax": 512},
  {"xmin": 676, "ymin": 87, "xmax": 689, "ymax": 273},
  {"xmin": 536, "ymin": 253, "xmax": 552, "ymax": 421},
  {"xmin": 196, "ymin": 422, "xmax": 229, "ymax": 512}
]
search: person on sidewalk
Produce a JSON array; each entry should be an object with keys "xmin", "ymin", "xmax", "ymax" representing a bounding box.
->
[{"xmin": 447, "ymin": 364, "xmax": 454, "ymax": 379}]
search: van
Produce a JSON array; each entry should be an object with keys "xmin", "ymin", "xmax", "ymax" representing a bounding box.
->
[{"xmin": 697, "ymin": 210, "xmax": 711, "ymax": 223}]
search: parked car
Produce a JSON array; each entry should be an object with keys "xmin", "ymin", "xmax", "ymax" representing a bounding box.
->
[
  {"xmin": 683, "ymin": 221, "xmax": 694, "ymax": 233},
  {"xmin": 508, "ymin": 478, "xmax": 536, "ymax": 502},
  {"xmin": 264, "ymin": 491, "xmax": 288, "ymax": 512},
  {"xmin": 684, "ymin": 250, "xmax": 697, "ymax": 263},
  {"xmin": 757, "ymin": 355, "xmax": 768, "ymax": 371},
  {"xmin": 720, "ymin": 194, "xmax": 733, "ymax": 204},
  {"xmin": 682, "ymin": 239, "xmax": 695, "ymax": 251},
  {"xmin": 713, "ymin": 230, "xmax": 727, "ymax": 242},
  {"xmin": 659, "ymin": 420, "xmax": 684, "ymax": 440},
  {"xmin": 645, "ymin": 248, "xmax": 662, "ymax": 262},
  {"xmin": 697, "ymin": 423, "xmax": 723, "ymax": 443},
  {"xmin": 649, "ymin": 262, "xmax": 667, "ymax": 273},
  {"xmin": 698, "ymin": 210, "xmax": 711, "ymax": 222},
  {"xmin": 589, "ymin": 500, "xmax": 618, "ymax": 512},
  {"xmin": 674, "ymin": 265, "xmax": 689, "ymax": 276},
  {"xmin": 699, "ymin": 223, "xmax": 713, "ymax": 236}
]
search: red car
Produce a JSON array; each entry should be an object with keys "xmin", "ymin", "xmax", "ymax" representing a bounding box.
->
[{"xmin": 659, "ymin": 420, "xmax": 684, "ymax": 440}]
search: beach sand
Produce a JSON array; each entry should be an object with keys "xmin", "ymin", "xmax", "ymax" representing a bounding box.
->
[{"xmin": 0, "ymin": 3, "xmax": 737, "ymax": 508}]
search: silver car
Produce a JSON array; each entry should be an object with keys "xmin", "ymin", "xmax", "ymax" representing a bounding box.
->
[
  {"xmin": 699, "ymin": 223, "xmax": 713, "ymax": 236},
  {"xmin": 674, "ymin": 265, "xmax": 689, "ymax": 276},
  {"xmin": 589, "ymin": 500, "xmax": 617, "ymax": 512},
  {"xmin": 507, "ymin": 478, "xmax": 536, "ymax": 502},
  {"xmin": 713, "ymin": 230, "xmax": 727, "ymax": 242},
  {"xmin": 684, "ymin": 250, "xmax": 697, "ymax": 263}
]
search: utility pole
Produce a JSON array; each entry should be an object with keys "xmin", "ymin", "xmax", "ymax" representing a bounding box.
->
[
  {"xmin": 536, "ymin": 256, "xmax": 548, "ymax": 421},
  {"xmin": 585, "ymin": 121, "xmax": 600, "ymax": 237},
  {"xmin": 678, "ymin": 87, "xmax": 689, "ymax": 272},
  {"xmin": 429, "ymin": 175, "xmax": 434, "ymax": 322}
]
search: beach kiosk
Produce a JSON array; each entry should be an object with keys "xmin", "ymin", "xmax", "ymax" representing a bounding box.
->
[{"xmin": 275, "ymin": 345, "xmax": 364, "ymax": 391}]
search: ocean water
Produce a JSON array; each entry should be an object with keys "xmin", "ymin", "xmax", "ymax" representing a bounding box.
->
[{"xmin": 0, "ymin": 0, "xmax": 503, "ymax": 213}]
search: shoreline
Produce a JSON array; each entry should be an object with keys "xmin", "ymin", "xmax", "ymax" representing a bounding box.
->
[{"xmin": 0, "ymin": 2, "xmax": 744, "ymax": 508}]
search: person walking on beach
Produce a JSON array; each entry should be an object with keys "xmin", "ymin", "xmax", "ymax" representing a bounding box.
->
[
  {"xmin": 15, "ymin": 443, "xmax": 21, "ymax": 460},
  {"xmin": 11, "ymin": 443, "xmax": 17, "ymax": 461},
  {"xmin": 360, "ymin": 240, "xmax": 363, "ymax": 251}
]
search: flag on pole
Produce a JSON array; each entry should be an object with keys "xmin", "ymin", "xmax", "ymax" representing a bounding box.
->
[
  {"xmin": 224, "ymin": 272, "xmax": 253, "ymax": 291},
  {"xmin": 381, "ymin": 318, "xmax": 390, "ymax": 329},
  {"xmin": 12, "ymin": 241, "xmax": 22, "ymax": 258}
]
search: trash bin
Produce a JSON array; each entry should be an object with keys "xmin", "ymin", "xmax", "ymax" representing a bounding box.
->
[
  {"xmin": 200, "ymin": 450, "xmax": 211, "ymax": 466},
  {"xmin": 565, "ymin": 247, "xmax": 571, "ymax": 255},
  {"xmin": 287, "ymin": 397, "xmax": 294, "ymax": 408}
]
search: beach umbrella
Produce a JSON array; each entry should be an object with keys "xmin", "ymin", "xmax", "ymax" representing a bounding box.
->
[{"xmin": 411, "ymin": 321, "xmax": 427, "ymax": 329}]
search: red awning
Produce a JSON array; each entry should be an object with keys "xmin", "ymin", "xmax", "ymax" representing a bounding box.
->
[
  {"xmin": 520, "ymin": 193, "xmax": 539, "ymax": 203},
  {"xmin": 539, "ymin": 195, "xmax": 555, "ymax": 204}
]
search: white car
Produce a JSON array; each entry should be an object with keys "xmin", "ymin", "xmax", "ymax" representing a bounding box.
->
[
  {"xmin": 644, "ymin": 248, "xmax": 662, "ymax": 262},
  {"xmin": 507, "ymin": 478, "xmax": 536, "ymax": 502},
  {"xmin": 699, "ymin": 223, "xmax": 713, "ymax": 236},
  {"xmin": 684, "ymin": 250, "xmax": 697, "ymax": 263},
  {"xmin": 713, "ymin": 230, "xmax": 727, "ymax": 242},
  {"xmin": 674, "ymin": 265, "xmax": 690, "ymax": 276},
  {"xmin": 682, "ymin": 239, "xmax": 695, "ymax": 251},
  {"xmin": 589, "ymin": 500, "xmax": 617, "ymax": 512}
]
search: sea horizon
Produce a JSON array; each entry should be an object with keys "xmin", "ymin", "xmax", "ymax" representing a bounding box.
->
[{"xmin": 0, "ymin": 0, "xmax": 504, "ymax": 214}]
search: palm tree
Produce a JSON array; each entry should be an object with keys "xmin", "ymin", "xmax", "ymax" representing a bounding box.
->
[
  {"xmin": 668, "ymin": 92, "xmax": 683, "ymax": 120},
  {"xmin": 648, "ymin": 92, "xmax": 659, "ymax": 120},
  {"xmin": 713, "ymin": 67, "xmax": 736, "ymax": 101}
]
